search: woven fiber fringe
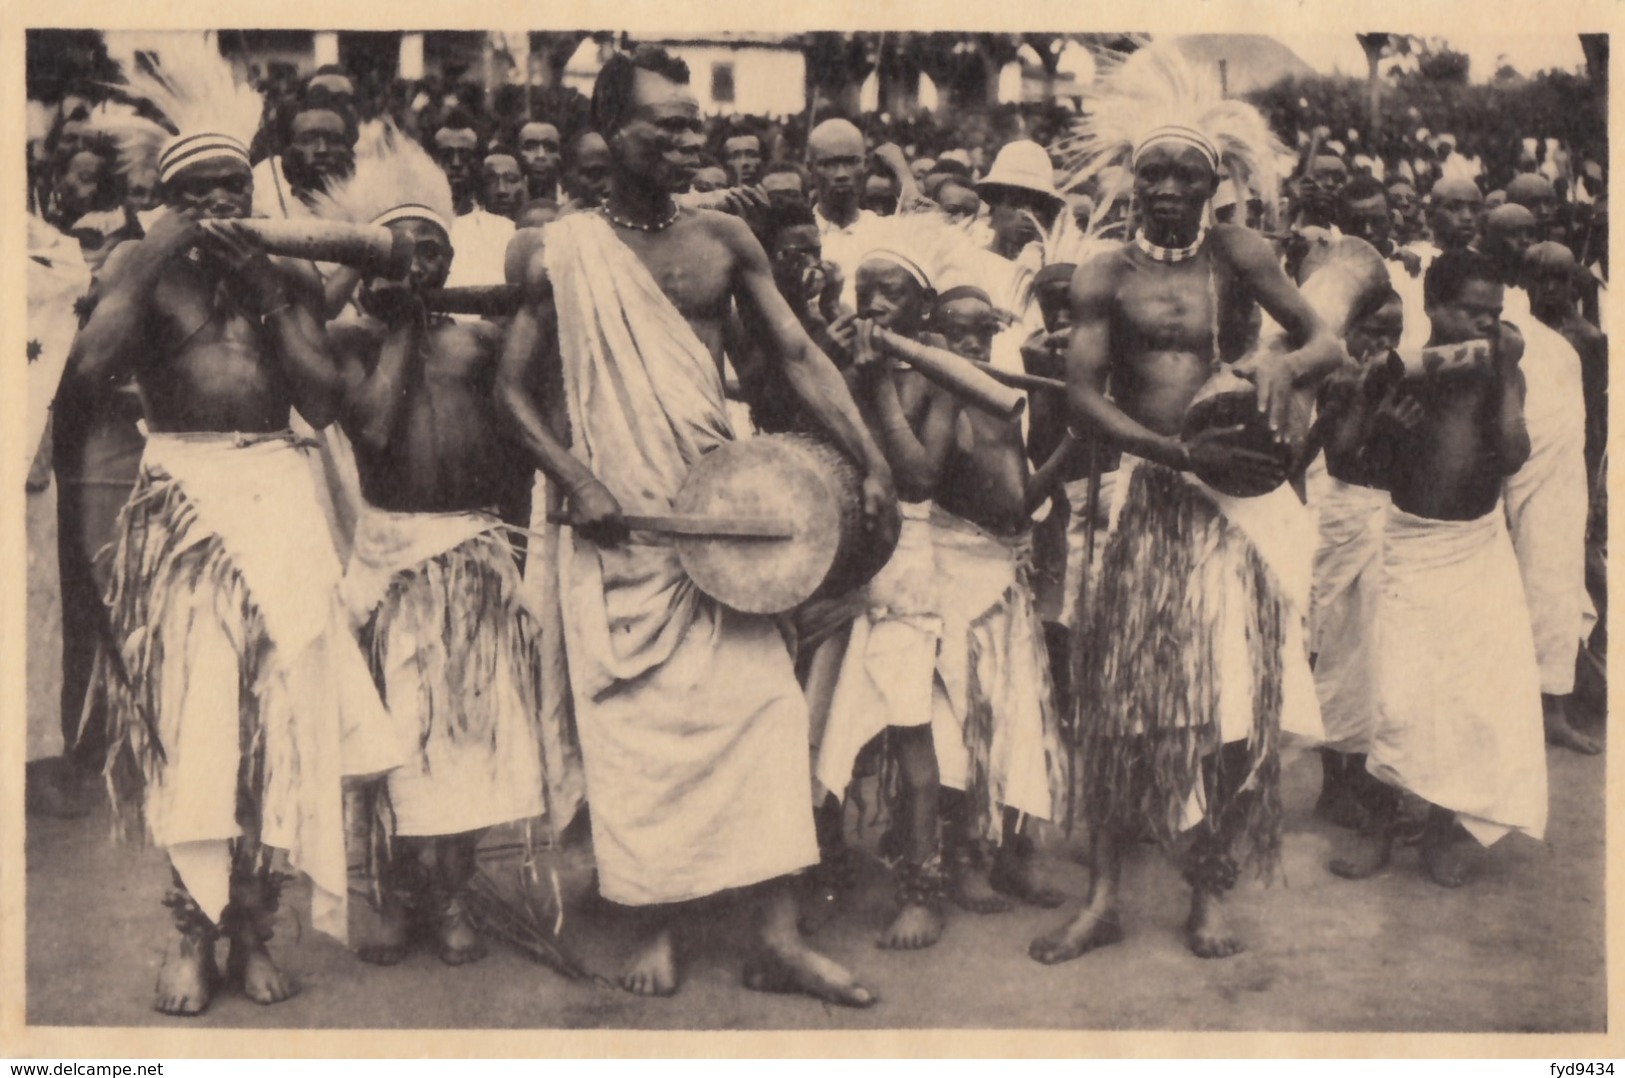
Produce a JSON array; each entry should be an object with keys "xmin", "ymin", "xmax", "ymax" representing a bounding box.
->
[
  {"xmin": 95, "ymin": 469, "xmax": 273, "ymax": 847},
  {"xmin": 360, "ymin": 532, "xmax": 570, "ymax": 832},
  {"xmin": 961, "ymin": 567, "xmax": 1069, "ymax": 843},
  {"xmin": 1071, "ymin": 462, "xmax": 1285, "ymax": 879}
]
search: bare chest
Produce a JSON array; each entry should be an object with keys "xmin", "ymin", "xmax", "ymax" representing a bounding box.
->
[
  {"xmin": 1117, "ymin": 263, "xmax": 1220, "ymax": 353},
  {"xmin": 610, "ymin": 223, "xmax": 735, "ymax": 322}
]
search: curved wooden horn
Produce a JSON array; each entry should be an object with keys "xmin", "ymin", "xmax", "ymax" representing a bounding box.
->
[
  {"xmin": 869, "ymin": 326, "xmax": 1026, "ymax": 420},
  {"xmin": 227, "ymin": 218, "xmax": 412, "ymax": 278}
]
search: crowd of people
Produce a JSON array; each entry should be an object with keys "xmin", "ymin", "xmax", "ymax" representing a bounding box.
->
[{"xmin": 22, "ymin": 31, "xmax": 1607, "ymax": 1020}]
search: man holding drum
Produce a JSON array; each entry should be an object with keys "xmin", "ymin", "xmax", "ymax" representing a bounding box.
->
[
  {"xmin": 498, "ymin": 45, "xmax": 896, "ymax": 1006},
  {"xmin": 1029, "ymin": 43, "xmax": 1341, "ymax": 965}
]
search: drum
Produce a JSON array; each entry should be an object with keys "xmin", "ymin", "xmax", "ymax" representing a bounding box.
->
[
  {"xmin": 1180, "ymin": 369, "xmax": 1297, "ymax": 497},
  {"xmin": 672, "ymin": 434, "xmax": 897, "ymax": 615},
  {"xmin": 1182, "ymin": 237, "xmax": 1391, "ymax": 498}
]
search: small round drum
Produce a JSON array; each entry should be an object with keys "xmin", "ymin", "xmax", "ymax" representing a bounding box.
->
[
  {"xmin": 1180, "ymin": 368, "xmax": 1295, "ymax": 498},
  {"xmin": 673, "ymin": 434, "xmax": 897, "ymax": 615}
]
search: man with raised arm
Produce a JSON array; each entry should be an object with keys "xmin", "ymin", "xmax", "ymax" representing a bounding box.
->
[
  {"xmin": 1028, "ymin": 44, "xmax": 1339, "ymax": 965},
  {"xmin": 313, "ymin": 126, "xmax": 583, "ymax": 969},
  {"xmin": 68, "ymin": 34, "xmax": 399, "ymax": 1016},
  {"xmin": 496, "ymin": 46, "xmax": 897, "ymax": 1006}
]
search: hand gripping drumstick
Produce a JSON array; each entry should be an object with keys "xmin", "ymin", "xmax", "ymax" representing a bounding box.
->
[{"xmin": 544, "ymin": 511, "xmax": 794, "ymax": 541}]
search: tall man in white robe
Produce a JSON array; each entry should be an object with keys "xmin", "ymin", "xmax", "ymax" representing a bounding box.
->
[
  {"xmin": 497, "ymin": 46, "xmax": 897, "ymax": 1006},
  {"xmin": 1481, "ymin": 205, "xmax": 1599, "ymax": 755}
]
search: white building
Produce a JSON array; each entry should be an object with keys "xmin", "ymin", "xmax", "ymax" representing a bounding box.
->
[{"xmin": 564, "ymin": 34, "xmax": 807, "ymax": 118}]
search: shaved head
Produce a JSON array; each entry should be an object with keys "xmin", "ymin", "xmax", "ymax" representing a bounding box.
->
[
  {"xmin": 1485, "ymin": 203, "xmax": 1536, "ymax": 234},
  {"xmin": 1526, "ymin": 239, "xmax": 1576, "ymax": 272},
  {"xmin": 1505, "ymin": 173, "xmax": 1557, "ymax": 207},
  {"xmin": 1430, "ymin": 178, "xmax": 1483, "ymax": 205},
  {"xmin": 808, "ymin": 118, "xmax": 864, "ymax": 160}
]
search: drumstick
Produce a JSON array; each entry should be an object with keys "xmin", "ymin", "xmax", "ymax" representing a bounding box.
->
[
  {"xmin": 869, "ymin": 326, "xmax": 1026, "ymax": 420},
  {"xmin": 545, "ymin": 511, "xmax": 794, "ymax": 540}
]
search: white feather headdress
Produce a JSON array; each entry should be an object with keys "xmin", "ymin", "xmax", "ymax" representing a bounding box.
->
[
  {"xmin": 309, "ymin": 120, "xmax": 454, "ymax": 232},
  {"xmin": 1055, "ymin": 40, "xmax": 1288, "ymax": 235},
  {"xmin": 856, "ymin": 210, "xmax": 989, "ymax": 296},
  {"xmin": 97, "ymin": 31, "xmax": 263, "ymax": 184}
]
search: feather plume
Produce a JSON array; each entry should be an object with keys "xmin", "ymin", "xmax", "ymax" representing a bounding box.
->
[
  {"xmin": 1054, "ymin": 40, "xmax": 1288, "ymax": 235},
  {"xmin": 308, "ymin": 120, "xmax": 454, "ymax": 228},
  {"xmin": 97, "ymin": 31, "xmax": 263, "ymax": 179}
]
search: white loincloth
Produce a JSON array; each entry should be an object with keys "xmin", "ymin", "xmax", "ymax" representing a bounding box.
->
[
  {"xmin": 341, "ymin": 504, "xmax": 583, "ymax": 838},
  {"xmin": 544, "ymin": 212, "xmax": 818, "ymax": 905},
  {"xmin": 1502, "ymin": 290, "xmax": 1589, "ymax": 695},
  {"xmin": 1366, "ymin": 503, "xmax": 1547, "ymax": 845},
  {"xmin": 815, "ymin": 500, "xmax": 942, "ymax": 799},
  {"xmin": 1307, "ymin": 463, "xmax": 1390, "ymax": 752},
  {"xmin": 930, "ymin": 506, "xmax": 1064, "ymax": 831},
  {"xmin": 1059, "ymin": 470, "xmax": 1120, "ymax": 631},
  {"xmin": 100, "ymin": 432, "xmax": 402, "ymax": 939}
]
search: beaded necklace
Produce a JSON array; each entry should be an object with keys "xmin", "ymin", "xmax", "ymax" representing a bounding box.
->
[{"xmin": 600, "ymin": 199, "xmax": 679, "ymax": 233}]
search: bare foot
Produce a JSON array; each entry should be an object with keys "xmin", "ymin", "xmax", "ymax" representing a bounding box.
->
[
  {"xmin": 356, "ymin": 898, "xmax": 413, "ymax": 966},
  {"xmin": 1028, "ymin": 905, "xmax": 1124, "ymax": 965},
  {"xmin": 989, "ymin": 849, "xmax": 1066, "ymax": 908},
  {"xmin": 228, "ymin": 938, "xmax": 297, "ymax": 1005},
  {"xmin": 949, "ymin": 857, "xmax": 1011, "ymax": 914},
  {"xmin": 1545, "ymin": 708, "xmax": 1603, "ymax": 755},
  {"xmin": 1185, "ymin": 891, "xmax": 1245, "ymax": 959},
  {"xmin": 153, "ymin": 935, "xmax": 218, "ymax": 1016},
  {"xmin": 743, "ymin": 939, "xmax": 877, "ymax": 1007},
  {"xmin": 1420, "ymin": 835, "xmax": 1471, "ymax": 888},
  {"xmin": 1328, "ymin": 831, "xmax": 1393, "ymax": 880},
  {"xmin": 618, "ymin": 928, "xmax": 678, "ymax": 997},
  {"xmin": 433, "ymin": 897, "xmax": 488, "ymax": 966},
  {"xmin": 877, "ymin": 902, "xmax": 943, "ymax": 950}
]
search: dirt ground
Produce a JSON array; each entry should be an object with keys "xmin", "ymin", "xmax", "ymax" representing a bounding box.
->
[{"xmin": 24, "ymin": 733, "xmax": 1605, "ymax": 1033}]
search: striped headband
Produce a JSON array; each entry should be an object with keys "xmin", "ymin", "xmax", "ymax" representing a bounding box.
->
[
  {"xmin": 1132, "ymin": 124, "xmax": 1221, "ymax": 173},
  {"xmin": 157, "ymin": 133, "xmax": 252, "ymax": 184},
  {"xmin": 372, "ymin": 204, "xmax": 451, "ymax": 232},
  {"xmin": 861, "ymin": 247, "xmax": 932, "ymax": 290},
  {"xmin": 933, "ymin": 284, "xmax": 992, "ymax": 307}
]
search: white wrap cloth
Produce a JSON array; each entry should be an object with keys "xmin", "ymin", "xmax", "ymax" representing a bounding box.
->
[
  {"xmin": 929, "ymin": 506, "xmax": 1066, "ymax": 836},
  {"xmin": 340, "ymin": 504, "xmax": 584, "ymax": 838},
  {"xmin": 543, "ymin": 211, "xmax": 819, "ymax": 905},
  {"xmin": 1307, "ymin": 459, "xmax": 1390, "ymax": 752},
  {"xmin": 99, "ymin": 431, "xmax": 402, "ymax": 941},
  {"xmin": 1059, "ymin": 470, "xmax": 1120, "ymax": 631},
  {"xmin": 816, "ymin": 500, "xmax": 942, "ymax": 799},
  {"xmin": 1502, "ymin": 288, "xmax": 1589, "ymax": 695},
  {"xmin": 1366, "ymin": 504, "xmax": 1548, "ymax": 846}
]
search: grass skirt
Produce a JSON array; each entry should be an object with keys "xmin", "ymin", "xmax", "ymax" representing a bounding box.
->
[{"xmin": 1072, "ymin": 461, "xmax": 1286, "ymax": 878}]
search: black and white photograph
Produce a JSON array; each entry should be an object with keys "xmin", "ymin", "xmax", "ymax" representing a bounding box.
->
[{"xmin": 9, "ymin": 9, "xmax": 1612, "ymax": 1048}]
